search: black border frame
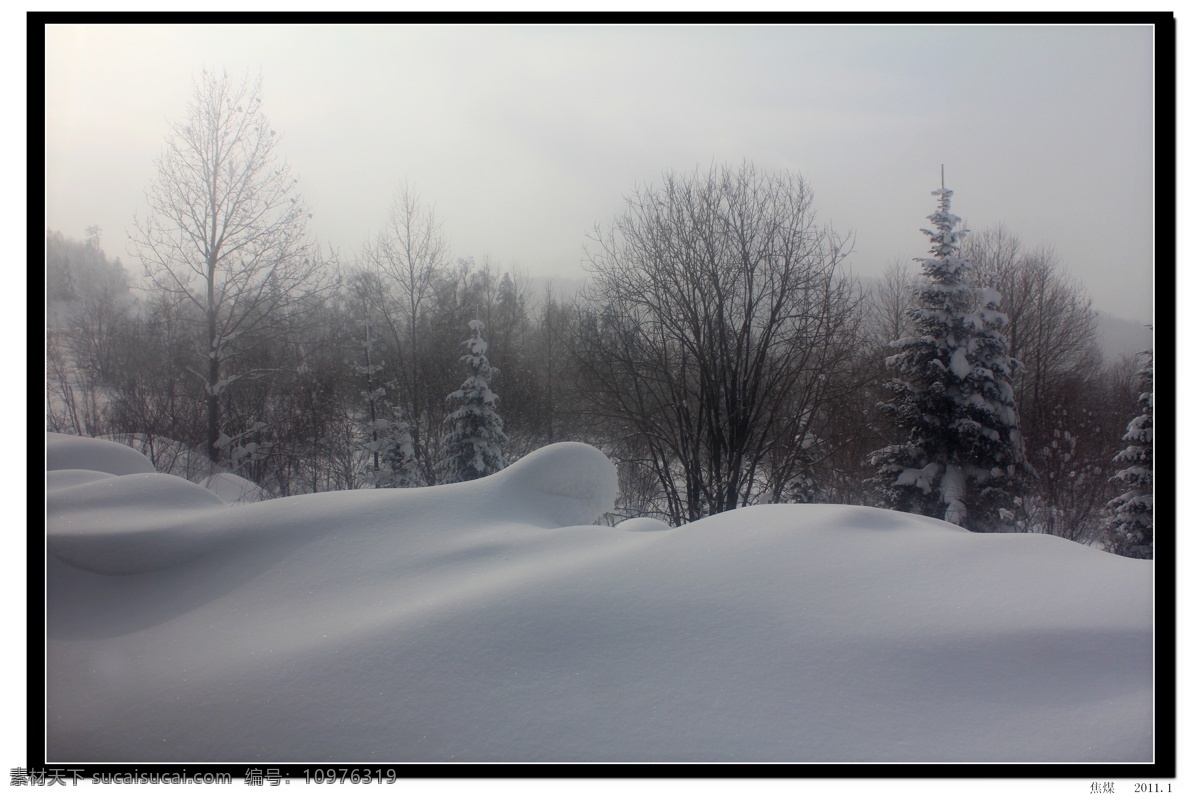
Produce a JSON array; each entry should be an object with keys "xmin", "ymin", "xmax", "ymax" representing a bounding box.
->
[{"xmin": 28, "ymin": 9, "xmax": 1177, "ymax": 781}]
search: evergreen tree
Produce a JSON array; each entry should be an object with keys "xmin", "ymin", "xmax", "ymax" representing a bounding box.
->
[
  {"xmin": 346, "ymin": 286, "xmax": 425, "ymax": 490},
  {"xmin": 386, "ymin": 412, "xmax": 425, "ymax": 488},
  {"xmin": 785, "ymin": 449, "xmax": 828, "ymax": 504},
  {"xmin": 869, "ymin": 178, "xmax": 1032, "ymax": 531},
  {"xmin": 437, "ymin": 320, "xmax": 508, "ymax": 483},
  {"xmin": 1105, "ymin": 348, "xmax": 1153, "ymax": 558}
]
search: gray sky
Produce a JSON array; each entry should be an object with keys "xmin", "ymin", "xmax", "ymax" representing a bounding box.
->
[{"xmin": 44, "ymin": 22, "xmax": 1155, "ymax": 322}]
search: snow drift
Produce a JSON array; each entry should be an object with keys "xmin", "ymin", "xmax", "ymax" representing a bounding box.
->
[{"xmin": 45, "ymin": 434, "xmax": 1153, "ymax": 763}]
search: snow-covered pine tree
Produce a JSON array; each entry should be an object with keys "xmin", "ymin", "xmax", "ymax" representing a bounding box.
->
[
  {"xmin": 1104, "ymin": 348, "xmax": 1153, "ymax": 558},
  {"xmin": 869, "ymin": 178, "xmax": 1033, "ymax": 531},
  {"xmin": 359, "ymin": 406, "xmax": 426, "ymax": 489},
  {"xmin": 437, "ymin": 319, "xmax": 508, "ymax": 483},
  {"xmin": 350, "ymin": 302, "xmax": 425, "ymax": 490},
  {"xmin": 386, "ymin": 410, "xmax": 425, "ymax": 488},
  {"xmin": 785, "ymin": 432, "xmax": 829, "ymax": 504}
]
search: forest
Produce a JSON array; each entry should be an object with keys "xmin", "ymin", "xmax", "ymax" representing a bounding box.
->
[{"xmin": 44, "ymin": 70, "xmax": 1154, "ymax": 557}]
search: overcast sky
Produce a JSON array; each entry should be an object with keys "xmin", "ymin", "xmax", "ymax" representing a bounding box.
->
[{"xmin": 44, "ymin": 22, "xmax": 1155, "ymax": 322}]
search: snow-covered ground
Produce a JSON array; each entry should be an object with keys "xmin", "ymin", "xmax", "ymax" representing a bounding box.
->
[{"xmin": 45, "ymin": 433, "xmax": 1153, "ymax": 763}]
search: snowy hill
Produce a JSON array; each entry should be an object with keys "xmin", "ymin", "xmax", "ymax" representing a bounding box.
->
[
  {"xmin": 1096, "ymin": 310, "xmax": 1153, "ymax": 361},
  {"xmin": 45, "ymin": 434, "xmax": 1153, "ymax": 763}
]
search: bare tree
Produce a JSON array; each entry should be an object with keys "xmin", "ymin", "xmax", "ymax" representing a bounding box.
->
[
  {"xmin": 574, "ymin": 163, "xmax": 861, "ymax": 526},
  {"xmin": 360, "ymin": 184, "xmax": 449, "ymax": 476},
  {"xmin": 963, "ymin": 225, "xmax": 1108, "ymax": 539},
  {"xmin": 1011, "ymin": 245, "xmax": 1102, "ymax": 415},
  {"xmin": 866, "ymin": 258, "xmax": 911, "ymax": 341},
  {"xmin": 46, "ymin": 326, "xmax": 105, "ymax": 436},
  {"xmin": 964, "ymin": 227, "xmax": 1101, "ymax": 428},
  {"xmin": 801, "ymin": 262, "xmax": 915, "ymax": 507},
  {"xmin": 532, "ymin": 280, "xmax": 574, "ymax": 445},
  {"xmin": 130, "ymin": 69, "xmax": 332, "ymax": 463}
]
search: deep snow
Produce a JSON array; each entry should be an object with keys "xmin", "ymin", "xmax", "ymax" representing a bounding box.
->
[{"xmin": 45, "ymin": 433, "xmax": 1153, "ymax": 763}]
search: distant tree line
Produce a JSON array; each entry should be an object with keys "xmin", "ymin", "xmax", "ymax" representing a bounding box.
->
[{"xmin": 44, "ymin": 69, "xmax": 1153, "ymax": 556}]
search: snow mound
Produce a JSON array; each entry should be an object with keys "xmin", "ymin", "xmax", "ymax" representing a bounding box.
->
[
  {"xmin": 46, "ymin": 432, "xmax": 157, "ymax": 476},
  {"xmin": 44, "ymin": 437, "xmax": 616, "ymax": 577},
  {"xmin": 202, "ymin": 472, "xmax": 268, "ymax": 505},
  {"xmin": 47, "ymin": 472, "xmax": 229, "ymax": 574},
  {"xmin": 101, "ymin": 433, "xmax": 218, "ymax": 480},
  {"xmin": 615, "ymin": 516, "xmax": 672, "ymax": 531},
  {"xmin": 487, "ymin": 441, "xmax": 617, "ymax": 527},
  {"xmin": 45, "ymin": 468, "xmax": 120, "ymax": 492},
  {"xmin": 45, "ymin": 437, "xmax": 1153, "ymax": 763}
]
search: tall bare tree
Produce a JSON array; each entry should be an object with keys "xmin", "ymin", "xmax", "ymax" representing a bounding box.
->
[
  {"xmin": 574, "ymin": 163, "xmax": 861, "ymax": 525},
  {"xmin": 962, "ymin": 224, "xmax": 1106, "ymax": 538},
  {"xmin": 130, "ymin": 69, "xmax": 331, "ymax": 463},
  {"xmin": 866, "ymin": 258, "xmax": 916, "ymax": 346},
  {"xmin": 360, "ymin": 184, "xmax": 449, "ymax": 477},
  {"xmin": 803, "ymin": 259, "xmax": 915, "ymax": 507},
  {"xmin": 963, "ymin": 226, "xmax": 1101, "ymax": 429}
]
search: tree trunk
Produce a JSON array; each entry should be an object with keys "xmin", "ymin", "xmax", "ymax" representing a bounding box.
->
[{"xmin": 207, "ymin": 309, "xmax": 221, "ymax": 464}]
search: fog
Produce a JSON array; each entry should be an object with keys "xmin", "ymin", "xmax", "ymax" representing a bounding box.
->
[{"xmin": 44, "ymin": 22, "xmax": 1154, "ymax": 321}]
